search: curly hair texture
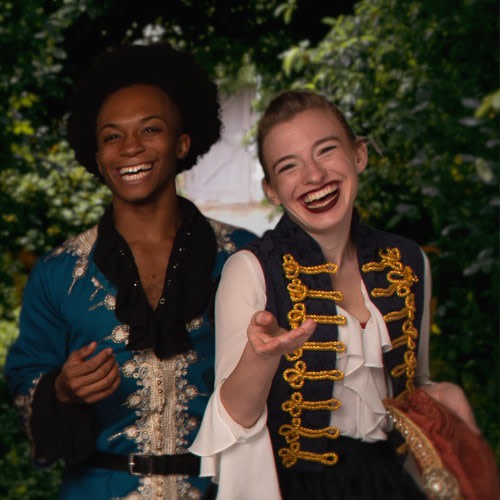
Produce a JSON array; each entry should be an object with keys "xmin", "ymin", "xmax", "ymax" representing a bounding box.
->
[{"xmin": 67, "ymin": 42, "xmax": 222, "ymax": 178}]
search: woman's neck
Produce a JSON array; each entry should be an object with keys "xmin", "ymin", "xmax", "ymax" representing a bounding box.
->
[{"xmin": 308, "ymin": 215, "xmax": 354, "ymax": 266}]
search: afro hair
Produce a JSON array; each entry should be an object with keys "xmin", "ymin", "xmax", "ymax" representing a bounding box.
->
[{"xmin": 67, "ymin": 42, "xmax": 222, "ymax": 178}]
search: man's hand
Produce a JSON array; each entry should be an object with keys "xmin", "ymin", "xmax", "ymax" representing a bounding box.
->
[{"xmin": 55, "ymin": 342, "xmax": 120, "ymax": 404}]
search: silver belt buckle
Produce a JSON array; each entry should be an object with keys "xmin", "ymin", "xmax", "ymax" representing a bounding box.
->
[{"xmin": 128, "ymin": 454, "xmax": 153, "ymax": 476}]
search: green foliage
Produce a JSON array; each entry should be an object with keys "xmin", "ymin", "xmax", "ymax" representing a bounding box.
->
[
  {"xmin": 0, "ymin": 0, "xmax": 497, "ymax": 496},
  {"xmin": 0, "ymin": 377, "xmax": 62, "ymax": 500},
  {"xmin": 269, "ymin": 0, "xmax": 499, "ymax": 456}
]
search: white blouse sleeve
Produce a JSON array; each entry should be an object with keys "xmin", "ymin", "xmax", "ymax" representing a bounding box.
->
[
  {"xmin": 214, "ymin": 250, "xmax": 267, "ymax": 383},
  {"xmin": 189, "ymin": 250, "xmax": 282, "ymax": 500},
  {"xmin": 415, "ymin": 249, "xmax": 432, "ymax": 386}
]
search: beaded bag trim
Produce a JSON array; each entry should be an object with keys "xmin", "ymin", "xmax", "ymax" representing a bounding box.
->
[{"xmin": 386, "ymin": 403, "xmax": 462, "ymax": 500}]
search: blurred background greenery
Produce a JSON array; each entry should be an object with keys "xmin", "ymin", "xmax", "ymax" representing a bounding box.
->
[{"xmin": 0, "ymin": 0, "xmax": 498, "ymax": 497}]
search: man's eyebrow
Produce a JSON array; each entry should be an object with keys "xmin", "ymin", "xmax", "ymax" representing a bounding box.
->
[{"xmin": 98, "ymin": 115, "xmax": 164, "ymax": 133}]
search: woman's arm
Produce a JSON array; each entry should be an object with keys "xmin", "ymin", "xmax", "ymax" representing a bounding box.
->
[
  {"xmin": 215, "ymin": 251, "xmax": 315, "ymax": 428},
  {"xmin": 415, "ymin": 249, "xmax": 480, "ymax": 434}
]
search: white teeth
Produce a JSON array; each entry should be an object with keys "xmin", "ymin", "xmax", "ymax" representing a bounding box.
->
[
  {"xmin": 304, "ymin": 184, "xmax": 338, "ymax": 204},
  {"xmin": 119, "ymin": 163, "xmax": 152, "ymax": 176}
]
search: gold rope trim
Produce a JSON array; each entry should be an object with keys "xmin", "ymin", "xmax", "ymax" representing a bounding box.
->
[
  {"xmin": 287, "ymin": 303, "xmax": 345, "ymax": 329},
  {"xmin": 279, "ymin": 441, "xmax": 339, "ymax": 468},
  {"xmin": 286, "ymin": 340, "xmax": 345, "ymax": 361},
  {"xmin": 283, "ymin": 360, "xmax": 344, "ymax": 389},
  {"xmin": 282, "ymin": 392, "xmax": 342, "ymax": 418},
  {"xmin": 279, "ymin": 253, "xmax": 345, "ymax": 467},
  {"xmin": 287, "ymin": 278, "xmax": 343, "ymax": 302},
  {"xmin": 362, "ymin": 247, "xmax": 419, "ymax": 395},
  {"xmin": 279, "ymin": 417, "xmax": 340, "ymax": 443},
  {"xmin": 283, "ymin": 253, "xmax": 338, "ymax": 279}
]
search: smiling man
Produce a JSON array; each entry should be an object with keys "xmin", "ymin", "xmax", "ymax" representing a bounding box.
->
[{"xmin": 4, "ymin": 42, "xmax": 255, "ymax": 500}]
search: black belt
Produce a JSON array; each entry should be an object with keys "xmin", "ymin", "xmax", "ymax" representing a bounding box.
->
[{"xmin": 84, "ymin": 451, "xmax": 200, "ymax": 476}]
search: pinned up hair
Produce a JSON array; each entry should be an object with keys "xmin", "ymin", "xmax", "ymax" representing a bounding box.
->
[{"xmin": 257, "ymin": 90, "xmax": 356, "ymax": 179}]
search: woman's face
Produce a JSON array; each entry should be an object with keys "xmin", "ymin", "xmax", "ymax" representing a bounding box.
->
[
  {"xmin": 262, "ymin": 107, "xmax": 367, "ymax": 237},
  {"xmin": 95, "ymin": 84, "xmax": 190, "ymax": 205}
]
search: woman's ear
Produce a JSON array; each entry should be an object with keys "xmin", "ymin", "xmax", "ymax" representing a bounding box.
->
[
  {"xmin": 355, "ymin": 137, "xmax": 368, "ymax": 173},
  {"xmin": 262, "ymin": 178, "xmax": 282, "ymax": 206},
  {"xmin": 177, "ymin": 134, "xmax": 191, "ymax": 159}
]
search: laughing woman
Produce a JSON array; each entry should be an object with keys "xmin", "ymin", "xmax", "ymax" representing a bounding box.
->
[{"xmin": 190, "ymin": 91, "xmax": 481, "ymax": 499}]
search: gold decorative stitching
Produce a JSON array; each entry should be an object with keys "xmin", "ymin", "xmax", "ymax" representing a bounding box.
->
[
  {"xmin": 283, "ymin": 360, "xmax": 344, "ymax": 388},
  {"xmin": 286, "ymin": 341, "xmax": 345, "ymax": 361},
  {"xmin": 279, "ymin": 417, "xmax": 340, "ymax": 443},
  {"xmin": 282, "ymin": 392, "xmax": 342, "ymax": 417},
  {"xmin": 279, "ymin": 442, "xmax": 339, "ymax": 468},
  {"xmin": 287, "ymin": 279, "xmax": 343, "ymax": 302},
  {"xmin": 283, "ymin": 254, "xmax": 338, "ymax": 279},
  {"xmin": 362, "ymin": 247, "xmax": 419, "ymax": 396},
  {"xmin": 279, "ymin": 253, "xmax": 344, "ymax": 467},
  {"xmin": 385, "ymin": 403, "xmax": 462, "ymax": 500},
  {"xmin": 287, "ymin": 303, "xmax": 345, "ymax": 329}
]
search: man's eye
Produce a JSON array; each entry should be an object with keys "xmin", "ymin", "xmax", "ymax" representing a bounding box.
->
[
  {"xmin": 144, "ymin": 126, "xmax": 161, "ymax": 134},
  {"xmin": 103, "ymin": 133, "xmax": 120, "ymax": 143}
]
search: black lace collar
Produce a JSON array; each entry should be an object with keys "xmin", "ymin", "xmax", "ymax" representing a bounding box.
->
[{"xmin": 93, "ymin": 197, "xmax": 217, "ymax": 359}]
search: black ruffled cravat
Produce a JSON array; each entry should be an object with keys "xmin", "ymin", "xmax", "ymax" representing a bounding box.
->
[{"xmin": 93, "ymin": 197, "xmax": 217, "ymax": 359}]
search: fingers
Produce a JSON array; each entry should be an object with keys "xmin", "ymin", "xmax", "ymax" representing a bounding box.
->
[
  {"xmin": 248, "ymin": 311, "xmax": 317, "ymax": 357},
  {"xmin": 56, "ymin": 343, "xmax": 120, "ymax": 404}
]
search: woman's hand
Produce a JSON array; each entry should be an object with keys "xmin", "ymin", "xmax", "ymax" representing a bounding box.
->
[
  {"xmin": 55, "ymin": 342, "xmax": 120, "ymax": 404},
  {"xmin": 247, "ymin": 310, "xmax": 316, "ymax": 358},
  {"xmin": 421, "ymin": 381, "xmax": 480, "ymax": 434}
]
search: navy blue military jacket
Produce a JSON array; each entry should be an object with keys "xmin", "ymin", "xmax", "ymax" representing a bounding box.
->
[{"xmin": 246, "ymin": 214, "xmax": 425, "ymax": 472}]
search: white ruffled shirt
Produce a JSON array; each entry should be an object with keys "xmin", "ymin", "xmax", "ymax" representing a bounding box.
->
[{"xmin": 190, "ymin": 249, "xmax": 432, "ymax": 500}]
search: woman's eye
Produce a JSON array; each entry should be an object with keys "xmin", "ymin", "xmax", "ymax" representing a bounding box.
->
[
  {"xmin": 319, "ymin": 145, "xmax": 337, "ymax": 155},
  {"xmin": 277, "ymin": 163, "xmax": 296, "ymax": 174}
]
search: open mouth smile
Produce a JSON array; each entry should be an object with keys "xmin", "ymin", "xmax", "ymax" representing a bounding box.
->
[
  {"xmin": 302, "ymin": 182, "xmax": 340, "ymax": 211},
  {"xmin": 118, "ymin": 163, "xmax": 153, "ymax": 181}
]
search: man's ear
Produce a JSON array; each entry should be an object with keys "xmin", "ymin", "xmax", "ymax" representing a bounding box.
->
[
  {"xmin": 95, "ymin": 154, "xmax": 103, "ymax": 176},
  {"xmin": 177, "ymin": 134, "xmax": 191, "ymax": 159},
  {"xmin": 262, "ymin": 178, "xmax": 282, "ymax": 206}
]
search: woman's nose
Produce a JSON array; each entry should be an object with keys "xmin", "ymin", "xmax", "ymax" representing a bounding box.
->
[{"xmin": 303, "ymin": 159, "xmax": 326, "ymax": 183}]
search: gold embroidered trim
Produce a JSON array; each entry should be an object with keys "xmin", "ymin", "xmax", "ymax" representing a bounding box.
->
[
  {"xmin": 283, "ymin": 360, "xmax": 344, "ymax": 389},
  {"xmin": 386, "ymin": 404, "xmax": 462, "ymax": 500},
  {"xmin": 279, "ymin": 442, "xmax": 339, "ymax": 468},
  {"xmin": 279, "ymin": 418, "xmax": 340, "ymax": 443},
  {"xmin": 286, "ymin": 340, "xmax": 345, "ymax": 361},
  {"xmin": 362, "ymin": 247, "xmax": 419, "ymax": 397},
  {"xmin": 287, "ymin": 303, "xmax": 345, "ymax": 329},
  {"xmin": 283, "ymin": 254, "xmax": 338, "ymax": 279},
  {"xmin": 282, "ymin": 392, "xmax": 342, "ymax": 417},
  {"xmin": 287, "ymin": 279, "xmax": 343, "ymax": 302},
  {"xmin": 279, "ymin": 253, "xmax": 344, "ymax": 467}
]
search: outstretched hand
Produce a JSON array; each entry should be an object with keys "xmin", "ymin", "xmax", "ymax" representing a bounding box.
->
[
  {"xmin": 247, "ymin": 310, "xmax": 316, "ymax": 358},
  {"xmin": 55, "ymin": 342, "xmax": 120, "ymax": 404},
  {"xmin": 422, "ymin": 381, "xmax": 480, "ymax": 434}
]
